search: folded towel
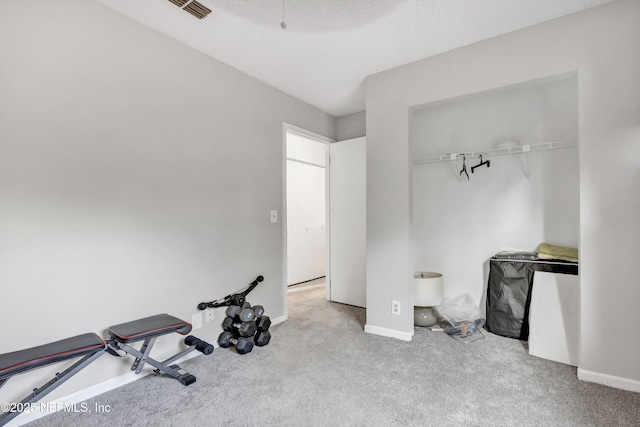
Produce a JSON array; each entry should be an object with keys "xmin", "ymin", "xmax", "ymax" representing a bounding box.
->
[{"xmin": 536, "ymin": 243, "xmax": 578, "ymax": 262}]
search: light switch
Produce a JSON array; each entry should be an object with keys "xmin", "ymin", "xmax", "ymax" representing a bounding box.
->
[{"xmin": 270, "ymin": 210, "xmax": 278, "ymax": 223}]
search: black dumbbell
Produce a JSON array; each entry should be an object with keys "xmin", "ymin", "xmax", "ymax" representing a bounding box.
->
[
  {"xmin": 226, "ymin": 305, "xmax": 254, "ymax": 322},
  {"xmin": 222, "ymin": 317, "xmax": 257, "ymax": 337},
  {"xmin": 218, "ymin": 331, "xmax": 254, "ymax": 354},
  {"xmin": 252, "ymin": 305, "xmax": 265, "ymax": 318},
  {"xmin": 255, "ymin": 315, "xmax": 271, "ymax": 332},
  {"xmin": 254, "ymin": 330, "xmax": 271, "ymax": 347},
  {"xmin": 184, "ymin": 335, "xmax": 214, "ymax": 355},
  {"xmin": 243, "ymin": 302, "xmax": 267, "ymax": 320}
]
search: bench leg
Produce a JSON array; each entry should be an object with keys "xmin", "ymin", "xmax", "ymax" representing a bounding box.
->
[
  {"xmin": 131, "ymin": 337, "xmax": 155, "ymax": 374},
  {"xmin": 158, "ymin": 345, "xmax": 197, "ymax": 368},
  {"xmin": 0, "ymin": 350, "xmax": 105, "ymax": 427},
  {"xmin": 108, "ymin": 341, "xmax": 196, "ymax": 386}
]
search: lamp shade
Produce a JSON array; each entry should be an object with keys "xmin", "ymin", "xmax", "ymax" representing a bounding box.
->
[{"xmin": 414, "ymin": 272, "xmax": 444, "ymax": 307}]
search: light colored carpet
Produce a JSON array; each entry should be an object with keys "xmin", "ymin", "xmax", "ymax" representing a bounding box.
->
[{"xmin": 26, "ymin": 281, "xmax": 640, "ymax": 426}]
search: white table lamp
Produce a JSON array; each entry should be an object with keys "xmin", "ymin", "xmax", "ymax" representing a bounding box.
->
[{"xmin": 414, "ymin": 272, "xmax": 444, "ymax": 327}]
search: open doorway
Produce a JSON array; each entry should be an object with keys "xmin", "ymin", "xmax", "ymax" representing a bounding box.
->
[
  {"xmin": 284, "ymin": 125, "xmax": 331, "ymax": 307},
  {"xmin": 282, "ymin": 123, "xmax": 367, "ymax": 321}
]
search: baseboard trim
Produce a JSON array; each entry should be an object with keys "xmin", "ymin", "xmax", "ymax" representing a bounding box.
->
[
  {"xmin": 364, "ymin": 324, "xmax": 414, "ymax": 341},
  {"xmin": 578, "ymin": 368, "xmax": 640, "ymax": 393},
  {"xmin": 270, "ymin": 315, "xmax": 287, "ymax": 326},
  {"xmin": 9, "ymin": 350, "xmax": 203, "ymax": 427}
]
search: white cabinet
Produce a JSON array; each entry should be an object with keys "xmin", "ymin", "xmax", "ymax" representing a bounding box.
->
[{"xmin": 529, "ymin": 271, "xmax": 579, "ymax": 366}]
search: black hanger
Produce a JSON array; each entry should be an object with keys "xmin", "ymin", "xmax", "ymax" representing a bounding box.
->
[
  {"xmin": 471, "ymin": 154, "xmax": 490, "ymax": 173},
  {"xmin": 460, "ymin": 156, "xmax": 469, "ymax": 180}
]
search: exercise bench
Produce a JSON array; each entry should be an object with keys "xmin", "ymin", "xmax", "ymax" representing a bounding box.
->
[
  {"xmin": 0, "ymin": 333, "xmax": 106, "ymax": 426},
  {"xmin": 106, "ymin": 313, "xmax": 210, "ymax": 386},
  {"xmin": 1, "ymin": 313, "xmax": 212, "ymax": 426}
]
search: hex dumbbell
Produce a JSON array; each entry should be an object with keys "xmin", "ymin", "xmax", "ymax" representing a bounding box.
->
[
  {"xmin": 242, "ymin": 302, "xmax": 266, "ymax": 319},
  {"xmin": 255, "ymin": 315, "xmax": 271, "ymax": 332},
  {"xmin": 221, "ymin": 317, "xmax": 257, "ymax": 337},
  {"xmin": 226, "ymin": 305, "xmax": 254, "ymax": 322},
  {"xmin": 254, "ymin": 329, "xmax": 271, "ymax": 347},
  {"xmin": 252, "ymin": 305, "xmax": 265, "ymax": 318},
  {"xmin": 218, "ymin": 331, "xmax": 254, "ymax": 354}
]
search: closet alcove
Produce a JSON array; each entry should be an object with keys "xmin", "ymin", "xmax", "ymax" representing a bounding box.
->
[{"xmin": 411, "ymin": 74, "xmax": 580, "ymax": 308}]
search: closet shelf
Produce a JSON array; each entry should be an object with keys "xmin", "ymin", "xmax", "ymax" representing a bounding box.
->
[{"xmin": 413, "ymin": 140, "xmax": 577, "ymax": 165}]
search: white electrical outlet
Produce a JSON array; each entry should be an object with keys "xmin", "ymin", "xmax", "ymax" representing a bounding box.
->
[
  {"xmin": 205, "ymin": 308, "xmax": 215, "ymax": 322},
  {"xmin": 392, "ymin": 300, "xmax": 401, "ymax": 316},
  {"xmin": 191, "ymin": 313, "xmax": 203, "ymax": 330}
]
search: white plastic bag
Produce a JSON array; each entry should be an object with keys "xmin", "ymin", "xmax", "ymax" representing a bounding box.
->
[{"xmin": 436, "ymin": 293, "xmax": 485, "ymax": 342}]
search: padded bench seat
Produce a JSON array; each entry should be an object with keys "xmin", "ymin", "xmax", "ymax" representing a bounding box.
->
[
  {"xmin": 1, "ymin": 313, "xmax": 206, "ymax": 426},
  {"xmin": 0, "ymin": 333, "xmax": 105, "ymax": 379},
  {"xmin": 108, "ymin": 314, "xmax": 191, "ymax": 343}
]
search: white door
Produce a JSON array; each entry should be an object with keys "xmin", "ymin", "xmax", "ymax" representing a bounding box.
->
[
  {"xmin": 286, "ymin": 160, "xmax": 326, "ymax": 285},
  {"xmin": 329, "ymin": 137, "xmax": 366, "ymax": 307}
]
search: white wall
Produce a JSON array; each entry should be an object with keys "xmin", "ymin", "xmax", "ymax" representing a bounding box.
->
[
  {"xmin": 0, "ymin": 0, "xmax": 334, "ymax": 407},
  {"xmin": 412, "ymin": 76, "xmax": 579, "ymax": 305},
  {"xmin": 365, "ymin": 0, "xmax": 640, "ymax": 388},
  {"xmin": 336, "ymin": 111, "xmax": 366, "ymax": 141}
]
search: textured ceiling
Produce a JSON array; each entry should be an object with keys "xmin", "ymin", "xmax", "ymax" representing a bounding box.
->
[{"xmin": 97, "ymin": 0, "xmax": 613, "ymax": 117}]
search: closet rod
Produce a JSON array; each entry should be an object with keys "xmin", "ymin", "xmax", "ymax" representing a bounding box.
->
[{"xmin": 413, "ymin": 140, "xmax": 577, "ymax": 165}]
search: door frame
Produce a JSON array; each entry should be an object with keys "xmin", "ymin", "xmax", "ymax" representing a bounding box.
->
[{"xmin": 282, "ymin": 122, "xmax": 334, "ymax": 320}]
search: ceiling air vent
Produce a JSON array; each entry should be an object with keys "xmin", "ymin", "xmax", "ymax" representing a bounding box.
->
[
  {"xmin": 184, "ymin": 1, "xmax": 211, "ymax": 19},
  {"xmin": 168, "ymin": 0, "xmax": 211, "ymax": 20},
  {"xmin": 168, "ymin": 0, "xmax": 189, "ymax": 7}
]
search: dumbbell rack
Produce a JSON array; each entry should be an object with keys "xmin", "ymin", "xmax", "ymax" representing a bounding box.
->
[
  {"xmin": 217, "ymin": 302, "xmax": 271, "ymax": 355},
  {"xmin": 197, "ymin": 275, "xmax": 264, "ymax": 311},
  {"xmin": 196, "ymin": 275, "xmax": 271, "ymax": 355}
]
